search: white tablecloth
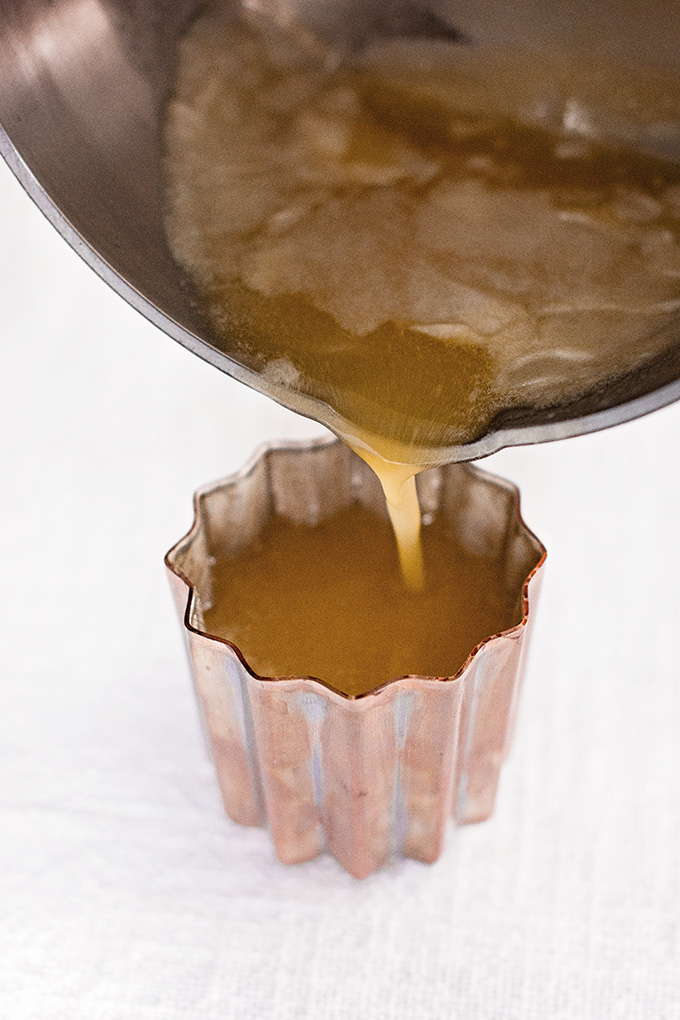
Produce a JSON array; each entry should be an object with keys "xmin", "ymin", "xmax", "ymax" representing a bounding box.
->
[{"xmin": 1, "ymin": 156, "xmax": 679, "ymax": 1019}]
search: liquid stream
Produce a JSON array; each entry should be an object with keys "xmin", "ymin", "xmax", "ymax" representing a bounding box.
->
[{"xmin": 355, "ymin": 447, "xmax": 425, "ymax": 589}]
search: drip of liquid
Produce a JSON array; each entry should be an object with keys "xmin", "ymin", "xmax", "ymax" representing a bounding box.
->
[
  {"xmin": 201, "ymin": 501, "xmax": 533, "ymax": 697},
  {"xmin": 352, "ymin": 447, "xmax": 425, "ymax": 590}
]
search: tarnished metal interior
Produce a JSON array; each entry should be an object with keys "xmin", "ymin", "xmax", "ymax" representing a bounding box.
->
[{"xmin": 1, "ymin": 0, "xmax": 680, "ymax": 460}]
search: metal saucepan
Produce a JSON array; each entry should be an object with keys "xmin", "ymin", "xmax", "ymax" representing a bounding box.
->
[{"xmin": 2, "ymin": 0, "xmax": 680, "ymax": 460}]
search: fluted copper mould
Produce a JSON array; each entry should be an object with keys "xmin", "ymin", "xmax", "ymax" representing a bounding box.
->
[{"xmin": 165, "ymin": 437, "xmax": 546, "ymax": 878}]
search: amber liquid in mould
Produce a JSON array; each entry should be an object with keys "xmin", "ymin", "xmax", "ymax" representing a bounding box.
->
[{"xmin": 202, "ymin": 501, "xmax": 524, "ymax": 697}]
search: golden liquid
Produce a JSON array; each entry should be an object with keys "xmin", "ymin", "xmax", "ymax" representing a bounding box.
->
[
  {"xmin": 165, "ymin": 10, "xmax": 680, "ymax": 464},
  {"xmin": 165, "ymin": 9, "xmax": 680, "ymax": 590},
  {"xmin": 202, "ymin": 502, "xmax": 527, "ymax": 697},
  {"xmin": 353, "ymin": 447, "xmax": 424, "ymax": 589}
]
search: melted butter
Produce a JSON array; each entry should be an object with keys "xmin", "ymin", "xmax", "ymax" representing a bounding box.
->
[
  {"xmin": 165, "ymin": 10, "xmax": 680, "ymax": 460},
  {"xmin": 165, "ymin": 7, "xmax": 680, "ymax": 588},
  {"xmin": 201, "ymin": 501, "xmax": 530, "ymax": 697},
  {"xmin": 352, "ymin": 447, "xmax": 425, "ymax": 590}
]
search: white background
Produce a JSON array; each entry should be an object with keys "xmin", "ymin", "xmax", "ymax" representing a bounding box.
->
[{"xmin": 1, "ymin": 155, "xmax": 679, "ymax": 1019}]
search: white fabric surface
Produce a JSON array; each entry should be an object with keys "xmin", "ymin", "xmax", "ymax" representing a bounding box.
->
[{"xmin": 1, "ymin": 155, "xmax": 680, "ymax": 1019}]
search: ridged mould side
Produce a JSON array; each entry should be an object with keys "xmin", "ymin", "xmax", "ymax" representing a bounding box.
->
[{"xmin": 166, "ymin": 438, "xmax": 545, "ymax": 878}]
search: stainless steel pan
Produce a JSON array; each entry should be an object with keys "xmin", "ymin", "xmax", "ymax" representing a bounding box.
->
[{"xmin": 2, "ymin": 0, "xmax": 679, "ymax": 460}]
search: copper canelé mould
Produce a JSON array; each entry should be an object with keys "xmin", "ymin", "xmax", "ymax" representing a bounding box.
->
[{"xmin": 166, "ymin": 438, "xmax": 546, "ymax": 877}]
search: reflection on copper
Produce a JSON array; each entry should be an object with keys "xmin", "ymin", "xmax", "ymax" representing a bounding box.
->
[{"xmin": 166, "ymin": 437, "xmax": 546, "ymax": 878}]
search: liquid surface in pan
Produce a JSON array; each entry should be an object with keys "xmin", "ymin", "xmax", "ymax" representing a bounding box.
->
[{"xmin": 165, "ymin": 6, "xmax": 680, "ymax": 586}]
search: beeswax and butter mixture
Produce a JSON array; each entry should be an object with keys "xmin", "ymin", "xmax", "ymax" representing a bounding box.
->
[
  {"xmin": 165, "ymin": 5, "xmax": 679, "ymax": 687},
  {"xmin": 165, "ymin": 6, "xmax": 680, "ymax": 465},
  {"xmin": 202, "ymin": 500, "xmax": 524, "ymax": 696}
]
